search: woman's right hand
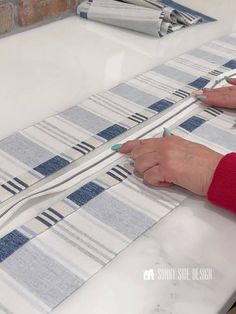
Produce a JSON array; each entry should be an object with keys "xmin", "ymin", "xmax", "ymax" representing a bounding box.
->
[{"xmin": 194, "ymin": 77, "xmax": 236, "ymax": 109}]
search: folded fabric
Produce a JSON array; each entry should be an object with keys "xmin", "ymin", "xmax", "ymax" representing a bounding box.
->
[{"xmin": 77, "ymin": 0, "xmax": 216, "ymax": 37}]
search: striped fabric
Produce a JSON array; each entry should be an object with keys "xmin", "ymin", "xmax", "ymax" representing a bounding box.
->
[
  {"xmin": 174, "ymin": 105, "xmax": 236, "ymax": 155},
  {"xmin": 0, "ymin": 33, "xmax": 235, "ymax": 206},
  {"xmin": 0, "ymin": 33, "xmax": 236, "ymax": 313},
  {"xmin": 1, "ymin": 94, "xmax": 236, "ymax": 313},
  {"xmin": 77, "ymin": 0, "xmax": 215, "ymax": 37},
  {"xmin": 0, "ymin": 160, "xmax": 187, "ymax": 313}
]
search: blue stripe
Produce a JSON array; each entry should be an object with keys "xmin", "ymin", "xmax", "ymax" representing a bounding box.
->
[
  {"xmin": 34, "ymin": 156, "xmax": 70, "ymax": 176},
  {"xmin": 179, "ymin": 116, "xmax": 206, "ymax": 132},
  {"xmin": 223, "ymin": 59, "xmax": 236, "ymax": 69},
  {"xmin": 14, "ymin": 177, "xmax": 29, "ymax": 188},
  {"xmin": 80, "ymin": 11, "xmax": 88, "ymax": 19},
  {"xmin": 0, "ymin": 230, "xmax": 29, "ymax": 263},
  {"xmin": 161, "ymin": 0, "xmax": 216, "ymax": 22},
  {"xmin": 67, "ymin": 182, "xmax": 105, "ymax": 206},
  {"xmin": 149, "ymin": 99, "xmax": 174, "ymax": 112},
  {"xmin": 97, "ymin": 124, "xmax": 127, "ymax": 141},
  {"xmin": 189, "ymin": 77, "xmax": 210, "ymax": 89}
]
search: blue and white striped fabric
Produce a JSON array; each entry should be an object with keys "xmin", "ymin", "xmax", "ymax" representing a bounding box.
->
[
  {"xmin": 0, "ymin": 97, "xmax": 236, "ymax": 314},
  {"xmin": 0, "ymin": 33, "xmax": 236, "ymax": 313},
  {"xmin": 0, "ymin": 160, "xmax": 187, "ymax": 313},
  {"xmin": 77, "ymin": 0, "xmax": 216, "ymax": 37},
  {"xmin": 0, "ymin": 33, "xmax": 235, "ymax": 205}
]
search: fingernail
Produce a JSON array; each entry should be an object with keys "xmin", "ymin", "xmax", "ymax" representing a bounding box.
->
[
  {"xmin": 195, "ymin": 95, "xmax": 207, "ymax": 101},
  {"xmin": 111, "ymin": 143, "xmax": 123, "ymax": 151},
  {"xmin": 192, "ymin": 90, "xmax": 203, "ymax": 96},
  {"xmin": 163, "ymin": 127, "xmax": 172, "ymax": 137}
]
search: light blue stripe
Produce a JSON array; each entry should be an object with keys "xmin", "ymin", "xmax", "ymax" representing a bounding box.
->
[
  {"xmin": 83, "ymin": 191, "xmax": 155, "ymax": 240},
  {"xmin": 0, "ymin": 133, "xmax": 54, "ymax": 168},
  {"xmin": 154, "ymin": 64, "xmax": 196, "ymax": 83},
  {"xmin": 220, "ymin": 35, "xmax": 236, "ymax": 46},
  {"xmin": 111, "ymin": 83, "xmax": 159, "ymax": 107},
  {"xmin": 59, "ymin": 106, "xmax": 112, "ymax": 134},
  {"xmin": 0, "ymin": 272, "xmax": 48, "ymax": 313},
  {"xmin": 188, "ymin": 48, "xmax": 228, "ymax": 65},
  {"xmin": 1, "ymin": 243, "xmax": 83, "ymax": 308},
  {"xmin": 193, "ymin": 122, "xmax": 236, "ymax": 151}
]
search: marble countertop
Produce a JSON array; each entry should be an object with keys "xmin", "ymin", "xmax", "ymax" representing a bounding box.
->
[{"xmin": 0, "ymin": 0, "xmax": 236, "ymax": 313}]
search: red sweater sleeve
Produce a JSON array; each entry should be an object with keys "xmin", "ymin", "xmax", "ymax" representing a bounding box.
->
[{"xmin": 208, "ymin": 153, "xmax": 236, "ymax": 212}]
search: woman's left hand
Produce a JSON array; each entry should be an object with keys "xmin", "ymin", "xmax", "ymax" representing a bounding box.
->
[{"xmin": 118, "ymin": 136, "xmax": 223, "ymax": 196}]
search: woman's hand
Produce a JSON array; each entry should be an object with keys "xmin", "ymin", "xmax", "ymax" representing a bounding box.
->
[
  {"xmin": 118, "ymin": 136, "xmax": 223, "ymax": 196},
  {"xmin": 194, "ymin": 77, "xmax": 236, "ymax": 108}
]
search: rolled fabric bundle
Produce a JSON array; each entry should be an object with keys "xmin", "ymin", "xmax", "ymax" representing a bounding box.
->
[
  {"xmin": 77, "ymin": 0, "xmax": 209, "ymax": 37},
  {"xmin": 123, "ymin": 0, "xmax": 202, "ymax": 25},
  {"xmin": 78, "ymin": 0, "xmax": 165, "ymax": 37}
]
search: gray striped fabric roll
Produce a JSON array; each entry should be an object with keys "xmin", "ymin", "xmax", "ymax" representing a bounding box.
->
[
  {"xmin": 77, "ymin": 0, "xmax": 216, "ymax": 36},
  {"xmin": 0, "ymin": 32, "xmax": 235, "ymax": 313}
]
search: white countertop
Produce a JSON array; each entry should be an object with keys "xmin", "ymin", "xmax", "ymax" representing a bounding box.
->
[{"xmin": 0, "ymin": 0, "xmax": 236, "ymax": 313}]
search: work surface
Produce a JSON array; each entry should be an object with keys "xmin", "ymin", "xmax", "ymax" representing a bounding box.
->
[{"xmin": 0, "ymin": 0, "xmax": 236, "ymax": 313}]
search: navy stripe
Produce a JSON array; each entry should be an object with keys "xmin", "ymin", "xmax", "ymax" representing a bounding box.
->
[
  {"xmin": 81, "ymin": 141, "xmax": 95, "ymax": 150},
  {"xmin": 204, "ymin": 109, "xmax": 217, "ymax": 117},
  {"xmin": 177, "ymin": 89, "xmax": 190, "ymax": 96},
  {"xmin": 210, "ymin": 107, "xmax": 223, "ymax": 114},
  {"xmin": 173, "ymin": 92, "xmax": 185, "ymax": 99},
  {"xmin": 149, "ymin": 99, "xmax": 174, "ymax": 112},
  {"xmin": 161, "ymin": 0, "xmax": 216, "ymax": 22},
  {"xmin": 189, "ymin": 77, "xmax": 210, "ymax": 89},
  {"xmin": 111, "ymin": 168, "xmax": 127, "ymax": 179},
  {"xmin": 67, "ymin": 181, "xmax": 105, "ymax": 206},
  {"xmin": 97, "ymin": 124, "xmax": 127, "ymax": 141},
  {"xmin": 72, "ymin": 146, "xmax": 86, "ymax": 155},
  {"xmin": 131, "ymin": 114, "xmax": 144, "ymax": 122},
  {"xmin": 35, "ymin": 216, "xmax": 52, "ymax": 227},
  {"xmin": 180, "ymin": 116, "xmax": 206, "ymax": 132},
  {"xmin": 135, "ymin": 113, "xmax": 148, "ymax": 119},
  {"xmin": 223, "ymin": 59, "xmax": 236, "ymax": 69},
  {"xmin": 107, "ymin": 171, "xmax": 123, "ymax": 182},
  {"xmin": 48, "ymin": 207, "xmax": 64, "ymax": 219},
  {"xmin": 116, "ymin": 165, "xmax": 132, "ymax": 175},
  {"xmin": 1, "ymin": 184, "xmax": 16, "ymax": 195},
  {"xmin": 0, "ymin": 230, "xmax": 28, "ymax": 262},
  {"xmin": 77, "ymin": 144, "xmax": 91, "ymax": 153},
  {"xmin": 80, "ymin": 11, "xmax": 88, "ymax": 19},
  {"xmin": 42, "ymin": 212, "xmax": 58, "ymax": 224},
  {"xmin": 7, "ymin": 181, "xmax": 22, "ymax": 192},
  {"xmin": 14, "ymin": 177, "xmax": 29, "ymax": 188},
  {"xmin": 207, "ymin": 107, "xmax": 221, "ymax": 115},
  {"xmin": 34, "ymin": 156, "xmax": 70, "ymax": 176},
  {"xmin": 128, "ymin": 117, "xmax": 141, "ymax": 124}
]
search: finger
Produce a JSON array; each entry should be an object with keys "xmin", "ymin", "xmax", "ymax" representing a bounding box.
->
[
  {"xmin": 134, "ymin": 152, "xmax": 161, "ymax": 175},
  {"xmin": 193, "ymin": 81, "xmax": 236, "ymax": 96},
  {"xmin": 199, "ymin": 92, "xmax": 236, "ymax": 108},
  {"xmin": 225, "ymin": 77, "xmax": 236, "ymax": 85},
  {"xmin": 143, "ymin": 165, "xmax": 170, "ymax": 187},
  {"xmin": 118, "ymin": 138, "xmax": 158, "ymax": 154},
  {"xmin": 203, "ymin": 85, "xmax": 236, "ymax": 94}
]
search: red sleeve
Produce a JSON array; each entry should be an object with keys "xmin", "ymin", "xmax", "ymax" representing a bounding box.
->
[{"xmin": 208, "ymin": 153, "xmax": 236, "ymax": 212}]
